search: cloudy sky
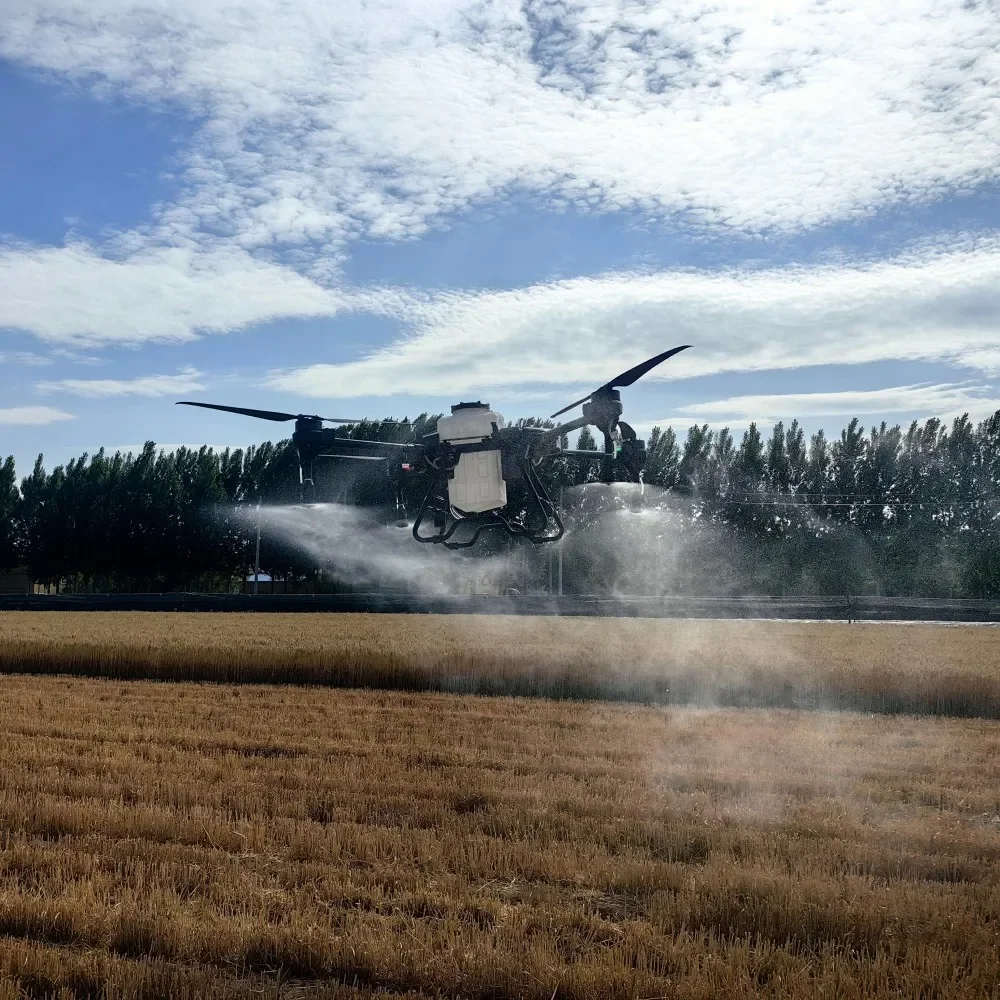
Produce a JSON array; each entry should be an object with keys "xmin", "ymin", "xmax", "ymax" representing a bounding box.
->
[{"xmin": 2, "ymin": 0, "xmax": 999, "ymax": 475}]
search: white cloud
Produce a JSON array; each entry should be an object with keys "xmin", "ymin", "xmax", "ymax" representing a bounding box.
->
[
  {"xmin": 0, "ymin": 243, "xmax": 347, "ymax": 345},
  {"xmin": 269, "ymin": 237, "xmax": 1000, "ymax": 398},
  {"xmin": 1, "ymin": 0, "xmax": 998, "ymax": 255},
  {"xmin": 0, "ymin": 406, "xmax": 76, "ymax": 425},
  {"xmin": 36, "ymin": 366, "xmax": 206, "ymax": 397},
  {"xmin": 2, "ymin": 0, "xmax": 999, "ymax": 382},
  {"xmin": 667, "ymin": 383, "xmax": 1000, "ymax": 427},
  {"xmin": 0, "ymin": 351, "xmax": 52, "ymax": 366},
  {"xmin": 50, "ymin": 349, "xmax": 106, "ymax": 365}
]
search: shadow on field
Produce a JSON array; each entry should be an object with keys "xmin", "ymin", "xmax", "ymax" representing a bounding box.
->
[{"xmin": 3, "ymin": 629, "xmax": 1000, "ymax": 719}]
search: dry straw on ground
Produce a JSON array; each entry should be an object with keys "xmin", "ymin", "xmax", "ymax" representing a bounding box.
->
[
  {"xmin": 1, "ymin": 612, "xmax": 1000, "ymax": 716},
  {"xmin": 0, "ymin": 675, "xmax": 997, "ymax": 998}
]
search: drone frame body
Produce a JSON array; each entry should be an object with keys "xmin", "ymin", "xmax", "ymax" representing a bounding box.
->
[{"xmin": 176, "ymin": 345, "xmax": 689, "ymax": 549}]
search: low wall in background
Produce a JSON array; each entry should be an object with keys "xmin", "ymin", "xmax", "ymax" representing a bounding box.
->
[{"xmin": 1, "ymin": 592, "xmax": 998, "ymax": 621}]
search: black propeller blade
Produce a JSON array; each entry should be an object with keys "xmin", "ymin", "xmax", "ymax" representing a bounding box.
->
[
  {"xmin": 549, "ymin": 345, "xmax": 691, "ymax": 419},
  {"xmin": 177, "ymin": 401, "xmax": 298, "ymax": 422},
  {"xmin": 176, "ymin": 402, "xmax": 406, "ymax": 425}
]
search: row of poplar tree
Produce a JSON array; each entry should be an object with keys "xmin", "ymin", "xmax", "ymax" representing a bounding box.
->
[{"xmin": 2, "ymin": 410, "xmax": 999, "ymax": 596}]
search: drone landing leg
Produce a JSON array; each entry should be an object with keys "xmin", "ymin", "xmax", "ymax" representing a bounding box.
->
[
  {"xmin": 298, "ymin": 458, "xmax": 317, "ymax": 503},
  {"xmin": 600, "ymin": 426, "xmax": 616, "ymax": 484},
  {"xmin": 515, "ymin": 459, "xmax": 563, "ymax": 543}
]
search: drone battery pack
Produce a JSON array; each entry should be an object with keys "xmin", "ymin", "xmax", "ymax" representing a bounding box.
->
[{"xmin": 436, "ymin": 405, "xmax": 508, "ymax": 514}]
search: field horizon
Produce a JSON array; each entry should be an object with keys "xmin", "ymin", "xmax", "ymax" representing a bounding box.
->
[{"xmin": 1, "ymin": 612, "xmax": 999, "ymax": 717}]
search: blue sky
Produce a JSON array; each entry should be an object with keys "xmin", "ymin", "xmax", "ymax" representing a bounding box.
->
[{"xmin": 2, "ymin": 0, "xmax": 1000, "ymax": 478}]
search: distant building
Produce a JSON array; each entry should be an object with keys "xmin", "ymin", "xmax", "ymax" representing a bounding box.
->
[
  {"xmin": 0, "ymin": 569, "xmax": 31, "ymax": 595},
  {"xmin": 245, "ymin": 572, "xmax": 273, "ymax": 594}
]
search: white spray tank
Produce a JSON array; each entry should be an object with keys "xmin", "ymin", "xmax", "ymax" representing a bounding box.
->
[{"xmin": 435, "ymin": 402, "xmax": 507, "ymax": 514}]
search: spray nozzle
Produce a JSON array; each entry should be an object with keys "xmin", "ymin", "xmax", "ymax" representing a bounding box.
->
[{"xmin": 611, "ymin": 424, "xmax": 623, "ymax": 456}]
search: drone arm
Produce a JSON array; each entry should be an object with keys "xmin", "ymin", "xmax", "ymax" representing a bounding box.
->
[
  {"xmin": 294, "ymin": 432, "xmax": 422, "ymax": 502},
  {"xmin": 553, "ymin": 449, "xmax": 605, "ymax": 460},
  {"xmin": 311, "ymin": 437, "xmax": 422, "ymax": 461},
  {"xmin": 530, "ymin": 415, "xmax": 593, "ymax": 460}
]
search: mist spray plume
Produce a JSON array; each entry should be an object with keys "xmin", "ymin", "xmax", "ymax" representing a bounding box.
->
[
  {"xmin": 238, "ymin": 503, "xmax": 514, "ymax": 595},
  {"xmin": 235, "ymin": 474, "xmax": 918, "ymax": 600},
  {"xmin": 559, "ymin": 479, "xmax": 916, "ymax": 598}
]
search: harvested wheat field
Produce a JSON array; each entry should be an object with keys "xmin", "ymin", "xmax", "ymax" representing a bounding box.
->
[
  {"xmin": 1, "ymin": 612, "xmax": 1000, "ymax": 716},
  {"xmin": 0, "ymin": 674, "xmax": 998, "ymax": 998}
]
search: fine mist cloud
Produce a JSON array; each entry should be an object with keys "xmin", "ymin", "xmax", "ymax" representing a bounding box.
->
[
  {"xmin": 236, "ymin": 481, "xmax": 964, "ymax": 599},
  {"xmin": 560, "ymin": 483, "xmax": 720, "ymax": 596},
  {"xmin": 241, "ymin": 503, "xmax": 514, "ymax": 595},
  {"xmin": 558, "ymin": 482, "xmax": 916, "ymax": 598}
]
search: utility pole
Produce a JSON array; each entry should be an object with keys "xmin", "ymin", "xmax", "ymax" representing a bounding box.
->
[
  {"xmin": 253, "ymin": 501, "xmax": 261, "ymax": 596},
  {"xmin": 557, "ymin": 485, "xmax": 564, "ymax": 597}
]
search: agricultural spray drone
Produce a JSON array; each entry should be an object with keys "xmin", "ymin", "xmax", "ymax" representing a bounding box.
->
[{"xmin": 177, "ymin": 346, "xmax": 690, "ymax": 549}]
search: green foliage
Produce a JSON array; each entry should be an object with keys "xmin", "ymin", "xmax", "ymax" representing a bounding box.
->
[
  {"xmin": 2, "ymin": 408, "xmax": 1000, "ymax": 596},
  {"xmin": 0, "ymin": 456, "xmax": 18, "ymax": 570},
  {"xmin": 645, "ymin": 426, "xmax": 680, "ymax": 488}
]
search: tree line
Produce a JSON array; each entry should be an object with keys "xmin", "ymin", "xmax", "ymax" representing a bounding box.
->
[{"xmin": 2, "ymin": 410, "xmax": 999, "ymax": 597}]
